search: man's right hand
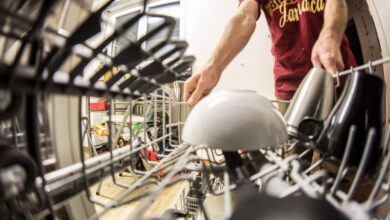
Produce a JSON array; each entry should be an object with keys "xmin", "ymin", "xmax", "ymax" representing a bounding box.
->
[{"xmin": 183, "ymin": 66, "xmax": 221, "ymax": 108}]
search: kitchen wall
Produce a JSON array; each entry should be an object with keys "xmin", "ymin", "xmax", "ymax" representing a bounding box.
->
[{"xmin": 184, "ymin": 0, "xmax": 276, "ymax": 99}]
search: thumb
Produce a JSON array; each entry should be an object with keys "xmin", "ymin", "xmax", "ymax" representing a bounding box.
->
[
  {"xmin": 183, "ymin": 75, "xmax": 200, "ymax": 102},
  {"xmin": 323, "ymin": 59, "xmax": 337, "ymax": 75},
  {"xmin": 311, "ymin": 53, "xmax": 322, "ymax": 68}
]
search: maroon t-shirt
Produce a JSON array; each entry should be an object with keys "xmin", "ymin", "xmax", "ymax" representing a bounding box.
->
[{"xmin": 238, "ymin": 0, "xmax": 356, "ymax": 100}]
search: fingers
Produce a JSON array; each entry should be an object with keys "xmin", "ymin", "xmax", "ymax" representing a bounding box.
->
[
  {"xmin": 336, "ymin": 57, "xmax": 345, "ymax": 72},
  {"xmin": 311, "ymin": 53, "xmax": 322, "ymax": 68},
  {"xmin": 183, "ymin": 74, "xmax": 209, "ymax": 107},
  {"xmin": 313, "ymin": 51, "xmax": 344, "ymax": 75},
  {"xmin": 322, "ymin": 54, "xmax": 344, "ymax": 75},
  {"xmin": 322, "ymin": 57, "xmax": 337, "ymax": 75},
  {"xmin": 183, "ymin": 74, "xmax": 200, "ymax": 102},
  {"xmin": 188, "ymin": 87, "xmax": 204, "ymax": 108},
  {"xmin": 311, "ymin": 36, "xmax": 345, "ymax": 75},
  {"xmin": 183, "ymin": 67, "xmax": 220, "ymax": 107}
]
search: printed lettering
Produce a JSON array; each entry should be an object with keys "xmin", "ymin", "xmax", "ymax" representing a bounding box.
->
[
  {"xmin": 275, "ymin": 0, "xmax": 325, "ymax": 28},
  {"xmin": 302, "ymin": 0, "xmax": 310, "ymax": 12},
  {"xmin": 279, "ymin": 1, "xmax": 288, "ymax": 28},
  {"xmin": 288, "ymin": 8, "xmax": 299, "ymax": 21},
  {"xmin": 298, "ymin": 3, "xmax": 304, "ymax": 14},
  {"xmin": 317, "ymin": 0, "xmax": 325, "ymax": 11},
  {"xmin": 311, "ymin": 0, "xmax": 316, "ymax": 13}
]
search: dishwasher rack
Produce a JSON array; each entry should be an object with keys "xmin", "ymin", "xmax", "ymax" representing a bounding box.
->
[
  {"xmin": 0, "ymin": 0, "xmax": 196, "ymax": 219},
  {"xmin": 0, "ymin": 0, "xmax": 194, "ymax": 100},
  {"xmin": 1, "ymin": 0, "xmax": 390, "ymax": 219},
  {"xmin": 185, "ymin": 124, "xmax": 390, "ymax": 219}
]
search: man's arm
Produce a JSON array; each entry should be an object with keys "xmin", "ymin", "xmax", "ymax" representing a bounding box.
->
[
  {"xmin": 311, "ymin": 0, "xmax": 348, "ymax": 74},
  {"xmin": 184, "ymin": 0, "xmax": 259, "ymax": 107}
]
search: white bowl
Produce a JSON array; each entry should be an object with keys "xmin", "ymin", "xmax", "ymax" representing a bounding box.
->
[{"xmin": 182, "ymin": 90, "xmax": 288, "ymax": 151}]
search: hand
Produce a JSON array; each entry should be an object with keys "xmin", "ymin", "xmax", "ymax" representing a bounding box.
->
[
  {"xmin": 311, "ymin": 32, "xmax": 344, "ymax": 75},
  {"xmin": 183, "ymin": 66, "xmax": 221, "ymax": 108}
]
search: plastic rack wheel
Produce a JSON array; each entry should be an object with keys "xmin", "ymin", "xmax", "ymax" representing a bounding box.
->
[
  {"xmin": 0, "ymin": 146, "xmax": 38, "ymax": 195},
  {"xmin": 0, "ymin": 91, "xmax": 23, "ymax": 121}
]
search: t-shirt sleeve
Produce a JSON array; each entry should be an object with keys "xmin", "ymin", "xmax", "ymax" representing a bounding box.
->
[{"xmin": 237, "ymin": 0, "xmax": 261, "ymax": 20}]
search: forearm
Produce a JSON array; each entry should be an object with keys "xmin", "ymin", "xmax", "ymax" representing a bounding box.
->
[
  {"xmin": 207, "ymin": 11, "xmax": 257, "ymax": 75},
  {"xmin": 321, "ymin": 0, "xmax": 348, "ymax": 44}
]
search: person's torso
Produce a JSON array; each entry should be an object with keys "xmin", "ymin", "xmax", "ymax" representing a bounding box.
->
[{"xmin": 239, "ymin": 0, "xmax": 356, "ymax": 100}]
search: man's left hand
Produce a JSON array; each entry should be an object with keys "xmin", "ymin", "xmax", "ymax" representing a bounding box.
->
[{"xmin": 311, "ymin": 32, "xmax": 344, "ymax": 75}]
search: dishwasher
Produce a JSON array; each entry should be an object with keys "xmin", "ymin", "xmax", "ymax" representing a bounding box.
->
[{"xmin": 0, "ymin": 0, "xmax": 390, "ymax": 219}]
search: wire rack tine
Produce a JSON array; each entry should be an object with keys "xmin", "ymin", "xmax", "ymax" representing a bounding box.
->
[
  {"xmin": 91, "ymin": 143, "xmax": 191, "ymax": 219},
  {"xmin": 297, "ymin": 145, "xmax": 313, "ymax": 159},
  {"xmin": 133, "ymin": 145, "xmax": 194, "ymax": 219},
  {"xmin": 39, "ymin": 95, "xmax": 57, "ymax": 216},
  {"xmin": 142, "ymin": 94, "xmax": 151, "ymax": 165},
  {"xmin": 368, "ymin": 60, "xmax": 373, "ymax": 74},
  {"xmin": 142, "ymin": 0, "xmax": 149, "ymax": 13},
  {"xmin": 168, "ymin": 90, "xmax": 173, "ymax": 146},
  {"xmin": 334, "ymin": 70, "xmax": 340, "ymax": 88},
  {"xmin": 162, "ymin": 88, "xmax": 166, "ymax": 151},
  {"xmin": 107, "ymin": 99, "xmax": 131, "ymax": 189},
  {"xmin": 303, "ymin": 158, "xmax": 324, "ymax": 175},
  {"xmin": 78, "ymin": 98, "xmax": 106, "ymax": 207},
  {"xmin": 45, "ymin": 0, "xmax": 115, "ymax": 87},
  {"xmin": 279, "ymin": 169, "xmax": 327, "ymax": 198},
  {"xmin": 9, "ymin": 0, "xmax": 58, "ymax": 75},
  {"xmin": 141, "ymin": 92, "xmax": 158, "ymax": 166},
  {"xmin": 106, "ymin": 20, "xmax": 177, "ymax": 89},
  {"xmin": 125, "ymin": 100, "xmax": 138, "ymax": 176},
  {"xmin": 223, "ymin": 170, "xmax": 233, "ymax": 219},
  {"xmin": 337, "ymin": 55, "xmax": 390, "ymax": 77},
  {"xmin": 266, "ymin": 150, "xmax": 321, "ymax": 198},
  {"xmin": 204, "ymin": 148, "xmax": 220, "ymax": 179},
  {"xmin": 346, "ymin": 128, "xmax": 376, "ymax": 201},
  {"xmin": 68, "ymin": 13, "xmax": 144, "ymax": 85},
  {"xmin": 330, "ymin": 125, "xmax": 357, "ymax": 195},
  {"xmin": 249, "ymin": 153, "xmax": 300, "ymax": 181},
  {"xmin": 290, "ymin": 160, "xmax": 324, "ymax": 198},
  {"xmin": 366, "ymin": 125, "xmax": 390, "ymax": 207},
  {"xmin": 103, "ymin": 175, "xmax": 191, "ymax": 212},
  {"xmin": 153, "ymin": 90, "xmax": 158, "ymax": 152}
]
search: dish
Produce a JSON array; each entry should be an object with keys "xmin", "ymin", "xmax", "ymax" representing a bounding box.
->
[{"xmin": 182, "ymin": 90, "xmax": 288, "ymax": 151}]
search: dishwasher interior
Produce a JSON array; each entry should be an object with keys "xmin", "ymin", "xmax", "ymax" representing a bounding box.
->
[{"xmin": 0, "ymin": 0, "xmax": 390, "ymax": 219}]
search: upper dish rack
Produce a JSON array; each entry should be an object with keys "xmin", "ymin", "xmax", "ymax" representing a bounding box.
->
[{"xmin": 0, "ymin": 0, "xmax": 194, "ymax": 101}]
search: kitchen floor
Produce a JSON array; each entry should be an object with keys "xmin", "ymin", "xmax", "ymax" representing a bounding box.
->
[{"xmin": 90, "ymin": 173, "xmax": 188, "ymax": 219}]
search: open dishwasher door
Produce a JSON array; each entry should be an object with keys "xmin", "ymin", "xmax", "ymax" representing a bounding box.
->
[
  {"xmin": 346, "ymin": 0, "xmax": 390, "ymax": 124},
  {"xmin": 364, "ymin": 0, "xmax": 390, "ymax": 126}
]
